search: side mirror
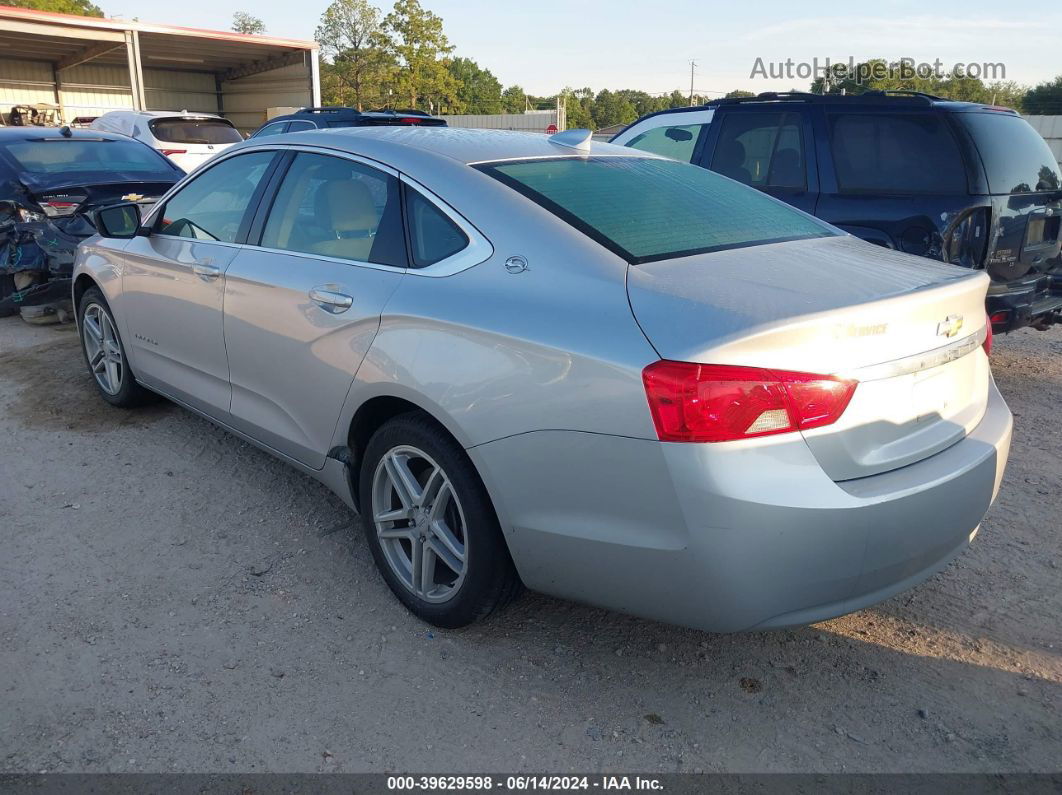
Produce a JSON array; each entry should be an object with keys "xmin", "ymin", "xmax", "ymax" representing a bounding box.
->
[{"xmin": 94, "ymin": 202, "xmax": 144, "ymax": 239}]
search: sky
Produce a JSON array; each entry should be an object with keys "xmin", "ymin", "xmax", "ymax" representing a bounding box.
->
[{"xmin": 105, "ymin": 0, "xmax": 1061, "ymax": 97}]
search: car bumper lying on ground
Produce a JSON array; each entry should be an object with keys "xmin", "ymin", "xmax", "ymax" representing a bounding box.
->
[{"xmin": 472, "ymin": 379, "xmax": 1013, "ymax": 633}]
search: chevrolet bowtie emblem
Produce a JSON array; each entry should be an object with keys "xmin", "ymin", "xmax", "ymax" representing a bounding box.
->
[
  {"xmin": 121, "ymin": 193, "xmax": 144, "ymax": 202},
  {"xmin": 937, "ymin": 314, "xmax": 964, "ymax": 338}
]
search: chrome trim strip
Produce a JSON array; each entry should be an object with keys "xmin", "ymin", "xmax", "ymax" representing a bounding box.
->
[{"xmin": 837, "ymin": 324, "xmax": 988, "ymax": 382}]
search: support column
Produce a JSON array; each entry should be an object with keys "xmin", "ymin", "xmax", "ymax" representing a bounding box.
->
[
  {"xmin": 310, "ymin": 48, "xmax": 321, "ymax": 107},
  {"xmin": 124, "ymin": 29, "xmax": 146, "ymax": 110}
]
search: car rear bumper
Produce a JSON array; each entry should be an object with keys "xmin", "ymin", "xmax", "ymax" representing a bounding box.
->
[
  {"xmin": 987, "ymin": 269, "xmax": 1062, "ymax": 331},
  {"xmin": 471, "ymin": 380, "xmax": 1012, "ymax": 633}
]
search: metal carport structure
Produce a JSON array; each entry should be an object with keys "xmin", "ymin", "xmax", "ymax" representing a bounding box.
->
[{"xmin": 0, "ymin": 5, "xmax": 319, "ymax": 133}]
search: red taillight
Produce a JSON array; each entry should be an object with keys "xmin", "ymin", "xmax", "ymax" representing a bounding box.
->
[
  {"xmin": 983, "ymin": 315, "xmax": 994, "ymax": 356},
  {"xmin": 161, "ymin": 149, "xmax": 187, "ymax": 157},
  {"xmin": 641, "ymin": 361, "xmax": 858, "ymax": 443},
  {"xmin": 38, "ymin": 200, "xmax": 82, "ymax": 217},
  {"xmin": 400, "ymin": 117, "xmax": 422, "ymax": 125}
]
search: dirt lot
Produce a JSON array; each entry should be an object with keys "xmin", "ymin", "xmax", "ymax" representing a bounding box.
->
[{"xmin": 0, "ymin": 315, "xmax": 1059, "ymax": 774}]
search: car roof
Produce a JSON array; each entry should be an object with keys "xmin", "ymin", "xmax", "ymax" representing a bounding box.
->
[
  {"xmin": 0, "ymin": 126, "xmax": 134, "ymax": 142},
  {"xmin": 655, "ymin": 91, "xmax": 1018, "ymax": 115},
  {"xmin": 97, "ymin": 110, "xmax": 225, "ymax": 120},
  {"xmin": 243, "ymin": 126, "xmax": 655, "ymax": 167},
  {"xmin": 269, "ymin": 107, "xmax": 445, "ymax": 124}
]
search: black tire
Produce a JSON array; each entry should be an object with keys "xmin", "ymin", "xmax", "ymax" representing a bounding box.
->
[
  {"xmin": 359, "ymin": 412, "xmax": 522, "ymax": 628},
  {"xmin": 77, "ymin": 286, "xmax": 154, "ymax": 408}
]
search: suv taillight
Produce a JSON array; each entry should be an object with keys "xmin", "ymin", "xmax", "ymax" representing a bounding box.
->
[
  {"xmin": 161, "ymin": 149, "xmax": 187, "ymax": 157},
  {"xmin": 642, "ymin": 361, "xmax": 858, "ymax": 443},
  {"xmin": 983, "ymin": 314, "xmax": 994, "ymax": 355}
]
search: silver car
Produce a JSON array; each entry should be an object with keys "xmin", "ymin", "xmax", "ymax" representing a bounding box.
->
[{"xmin": 74, "ymin": 127, "xmax": 1012, "ymax": 632}]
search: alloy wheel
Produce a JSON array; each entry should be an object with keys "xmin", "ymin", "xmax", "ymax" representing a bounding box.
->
[
  {"xmin": 82, "ymin": 303, "xmax": 124, "ymax": 395},
  {"xmin": 371, "ymin": 445, "xmax": 468, "ymax": 603}
]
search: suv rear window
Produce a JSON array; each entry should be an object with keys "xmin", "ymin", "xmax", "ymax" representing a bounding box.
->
[
  {"xmin": 478, "ymin": 156, "xmax": 836, "ymax": 263},
  {"xmin": 828, "ymin": 113, "xmax": 967, "ymax": 194},
  {"xmin": 149, "ymin": 118, "xmax": 243, "ymax": 145},
  {"xmin": 958, "ymin": 112, "xmax": 1061, "ymax": 194}
]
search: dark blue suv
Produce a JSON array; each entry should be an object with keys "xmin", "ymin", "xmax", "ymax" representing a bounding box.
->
[
  {"xmin": 613, "ymin": 92, "xmax": 1062, "ymax": 333},
  {"xmin": 250, "ymin": 107, "xmax": 447, "ymax": 138}
]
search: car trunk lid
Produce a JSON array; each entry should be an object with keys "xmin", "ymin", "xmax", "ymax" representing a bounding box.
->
[{"xmin": 627, "ymin": 235, "xmax": 992, "ymax": 480}]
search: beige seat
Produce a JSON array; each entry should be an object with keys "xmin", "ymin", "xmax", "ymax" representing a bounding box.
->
[{"xmin": 308, "ymin": 179, "xmax": 379, "ymax": 261}]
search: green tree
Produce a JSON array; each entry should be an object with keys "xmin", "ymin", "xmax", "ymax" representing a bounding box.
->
[
  {"xmin": 8, "ymin": 0, "xmax": 102, "ymax": 16},
  {"xmin": 448, "ymin": 57, "xmax": 502, "ymax": 114},
  {"xmin": 1024, "ymin": 75, "xmax": 1062, "ymax": 115},
  {"xmin": 232, "ymin": 11, "xmax": 266, "ymax": 35},
  {"xmin": 384, "ymin": 0, "xmax": 459, "ymax": 112},
  {"xmin": 559, "ymin": 87, "xmax": 593, "ymax": 129},
  {"xmin": 725, "ymin": 89, "xmax": 755, "ymax": 98},
  {"xmin": 666, "ymin": 90, "xmax": 688, "ymax": 108},
  {"xmin": 501, "ymin": 85, "xmax": 527, "ymax": 113},
  {"xmin": 591, "ymin": 89, "xmax": 637, "ymax": 128},
  {"xmin": 316, "ymin": 0, "xmax": 395, "ymax": 110}
]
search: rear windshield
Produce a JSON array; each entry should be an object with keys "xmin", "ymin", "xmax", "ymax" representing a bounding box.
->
[
  {"xmin": 959, "ymin": 112, "xmax": 1061, "ymax": 194},
  {"xmin": 0, "ymin": 138, "xmax": 179, "ymax": 183},
  {"xmin": 149, "ymin": 117, "xmax": 243, "ymax": 145},
  {"xmin": 477, "ymin": 156, "xmax": 837, "ymax": 263}
]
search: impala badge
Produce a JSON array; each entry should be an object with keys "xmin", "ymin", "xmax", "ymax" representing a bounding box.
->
[{"xmin": 937, "ymin": 314, "xmax": 964, "ymax": 338}]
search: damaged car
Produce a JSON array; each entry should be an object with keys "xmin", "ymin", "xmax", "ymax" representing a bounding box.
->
[{"xmin": 0, "ymin": 125, "xmax": 183, "ymax": 322}]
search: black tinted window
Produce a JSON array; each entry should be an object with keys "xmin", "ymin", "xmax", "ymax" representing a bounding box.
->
[
  {"xmin": 959, "ymin": 113, "xmax": 1061, "ymax": 194},
  {"xmin": 710, "ymin": 112, "xmax": 805, "ymax": 189},
  {"xmin": 625, "ymin": 123, "xmax": 704, "ymax": 162},
  {"xmin": 828, "ymin": 113, "xmax": 967, "ymax": 194},
  {"xmin": 0, "ymin": 139, "xmax": 176, "ymax": 179},
  {"xmin": 158, "ymin": 151, "xmax": 274, "ymax": 242},
  {"xmin": 149, "ymin": 118, "xmax": 243, "ymax": 144},
  {"xmin": 286, "ymin": 120, "xmax": 316, "ymax": 132},
  {"xmin": 405, "ymin": 189, "xmax": 468, "ymax": 267},
  {"xmin": 260, "ymin": 152, "xmax": 406, "ymax": 266}
]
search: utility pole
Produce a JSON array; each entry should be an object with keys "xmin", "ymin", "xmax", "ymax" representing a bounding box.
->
[{"xmin": 689, "ymin": 60, "xmax": 697, "ymax": 106}]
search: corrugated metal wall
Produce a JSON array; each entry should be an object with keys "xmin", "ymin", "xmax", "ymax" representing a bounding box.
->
[
  {"xmin": 2, "ymin": 54, "xmax": 312, "ymax": 131},
  {"xmin": 0, "ymin": 58, "xmax": 55, "ymax": 122},
  {"xmin": 221, "ymin": 62, "xmax": 312, "ymax": 133},
  {"xmin": 438, "ymin": 111, "xmax": 559, "ymax": 132},
  {"xmin": 144, "ymin": 69, "xmax": 218, "ymax": 114},
  {"xmin": 58, "ymin": 63, "xmax": 133, "ymax": 118},
  {"xmin": 1024, "ymin": 116, "xmax": 1062, "ymax": 171}
]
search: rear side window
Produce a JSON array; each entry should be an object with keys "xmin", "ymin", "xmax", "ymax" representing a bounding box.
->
[
  {"xmin": 958, "ymin": 113, "xmax": 1061, "ymax": 194},
  {"xmin": 252, "ymin": 122, "xmax": 288, "ymax": 138},
  {"xmin": 710, "ymin": 112, "xmax": 805, "ymax": 189},
  {"xmin": 157, "ymin": 150, "xmax": 274, "ymax": 243},
  {"xmin": 286, "ymin": 120, "xmax": 316, "ymax": 132},
  {"xmin": 405, "ymin": 189, "xmax": 468, "ymax": 267},
  {"xmin": 623, "ymin": 124, "xmax": 704, "ymax": 162},
  {"xmin": 478, "ymin": 156, "xmax": 836, "ymax": 264},
  {"xmin": 149, "ymin": 117, "xmax": 243, "ymax": 145},
  {"xmin": 828, "ymin": 113, "xmax": 967, "ymax": 194},
  {"xmin": 260, "ymin": 152, "xmax": 406, "ymax": 267}
]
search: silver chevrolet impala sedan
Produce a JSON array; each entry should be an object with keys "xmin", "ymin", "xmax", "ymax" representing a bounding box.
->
[{"xmin": 74, "ymin": 127, "xmax": 1012, "ymax": 632}]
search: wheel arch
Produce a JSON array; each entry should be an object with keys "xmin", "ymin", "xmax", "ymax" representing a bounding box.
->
[{"xmin": 72, "ymin": 273, "xmax": 99, "ymax": 311}]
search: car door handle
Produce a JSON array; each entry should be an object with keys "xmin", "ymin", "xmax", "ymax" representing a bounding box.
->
[
  {"xmin": 309, "ymin": 287, "xmax": 354, "ymax": 313},
  {"xmin": 192, "ymin": 262, "xmax": 220, "ymax": 279}
]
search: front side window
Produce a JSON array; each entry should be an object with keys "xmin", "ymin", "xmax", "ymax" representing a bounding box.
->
[
  {"xmin": 478, "ymin": 156, "xmax": 837, "ymax": 264},
  {"xmin": 157, "ymin": 150, "xmax": 275, "ymax": 242},
  {"xmin": 625, "ymin": 124, "xmax": 704, "ymax": 162},
  {"xmin": 828, "ymin": 112, "xmax": 967, "ymax": 194},
  {"xmin": 405, "ymin": 189, "xmax": 468, "ymax": 267},
  {"xmin": 710, "ymin": 112, "xmax": 805, "ymax": 189},
  {"xmin": 259, "ymin": 152, "xmax": 405, "ymax": 266}
]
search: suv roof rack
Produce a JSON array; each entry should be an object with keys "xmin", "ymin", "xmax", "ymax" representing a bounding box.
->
[
  {"xmin": 295, "ymin": 106, "xmax": 359, "ymax": 115},
  {"xmin": 706, "ymin": 90, "xmax": 943, "ymax": 107}
]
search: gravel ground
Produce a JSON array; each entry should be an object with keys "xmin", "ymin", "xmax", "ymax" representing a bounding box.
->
[{"xmin": 0, "ymin": 315, "xmax": 1059, "ymax": 774}]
